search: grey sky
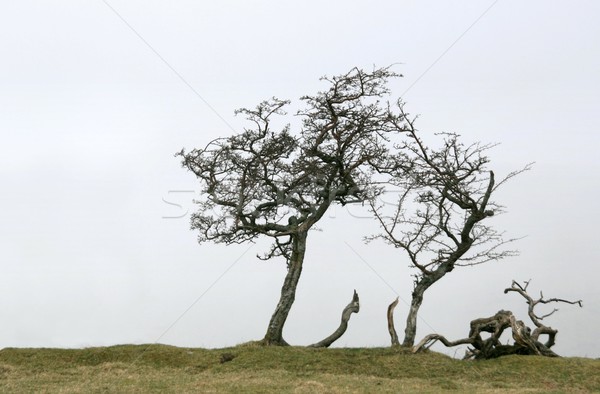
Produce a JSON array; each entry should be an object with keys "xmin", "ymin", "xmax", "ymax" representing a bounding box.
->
[{"xmin": 1, "ymin": 1, "xmax": 599, "ymax": 358}]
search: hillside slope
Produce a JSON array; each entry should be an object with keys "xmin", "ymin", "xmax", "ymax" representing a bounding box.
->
[{"xmin": 1, "ymin": 344, "xmax": 599, "ymax": 392}]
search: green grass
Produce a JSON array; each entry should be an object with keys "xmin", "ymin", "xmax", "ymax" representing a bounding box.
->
[{"xmin": 1, "ymin": 344, "xmax": 598, "ymax": 392}]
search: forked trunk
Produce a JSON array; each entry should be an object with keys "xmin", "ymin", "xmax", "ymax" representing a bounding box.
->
[{"xmin": 262, "ymin": 231, "xmax": 307, "ymax": 345}]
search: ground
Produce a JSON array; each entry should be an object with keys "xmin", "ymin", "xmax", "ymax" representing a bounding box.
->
[{"xmin": 1, "ymin": 344, "xmax": 599, "ymax": 393}]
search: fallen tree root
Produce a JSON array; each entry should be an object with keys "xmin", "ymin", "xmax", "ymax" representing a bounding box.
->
[{"xmin": 412, "ymin": 280, "xmax": 582, "ymax": 359}]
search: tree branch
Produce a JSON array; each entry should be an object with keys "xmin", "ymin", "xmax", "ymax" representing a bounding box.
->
[{"xmin": 309, "ymin": 290, "xmax": 360, "ymax": 348}]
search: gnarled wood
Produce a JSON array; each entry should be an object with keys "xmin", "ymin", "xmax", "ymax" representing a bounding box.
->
[
  {"xmin": 504, "ymin": 280, "xmax": 582, "ymax": 349},
  {"xmin": 387, "ymin": 297, "xmax": 400, "ymax": 346},
  {"xmin": 412, "ymin": 281, "xmax": 581, "ymax": 359},
  {"xmin": 412, "ymin": 334, "xmax": 474, "ymax": 353},
  {"xmin": 309, "ymin": 290, "xmax": 360, "ymax": 348}
]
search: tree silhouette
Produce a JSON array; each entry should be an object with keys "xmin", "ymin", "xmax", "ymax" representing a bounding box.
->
[
  {"xmin": 370, "ymin": 103, "xmax": 531, "ymax": 347},
  {"xmin": 178, "ymin": 67, "xmax": 397, "ymax": 345}
]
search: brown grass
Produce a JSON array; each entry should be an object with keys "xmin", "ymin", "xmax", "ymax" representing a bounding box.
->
[{"xmin": 0, "ymin": 345, "xmax": 598, "ymax": 393}]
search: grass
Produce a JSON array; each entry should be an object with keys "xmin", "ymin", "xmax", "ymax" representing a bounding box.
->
[{"xmin": 0, "ymin": 344, "xmax": 599, "ymax": 393}]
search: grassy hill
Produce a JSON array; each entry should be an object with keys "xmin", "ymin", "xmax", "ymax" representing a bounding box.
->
[{"xmin": 1, "ymin": 344, "xmax": 599, "ymax": 393}]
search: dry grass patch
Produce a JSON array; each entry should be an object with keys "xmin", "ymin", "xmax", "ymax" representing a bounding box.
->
[{"xmin": 0, "ymin": 345, "xmax": 598, "ymax": 393}]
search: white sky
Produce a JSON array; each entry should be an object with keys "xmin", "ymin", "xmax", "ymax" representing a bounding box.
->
[{"xmin": 1, "ymin": 1, "xmax": 599, "ymax": 358}]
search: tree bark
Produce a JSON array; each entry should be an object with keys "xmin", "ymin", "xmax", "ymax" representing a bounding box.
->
[
  {"xmin": 402, "ymin": 290, "xmax": 423, "ymax": 347},
  {"xmin": 262, "ymin": 231, "xmax": 307, "ymax": 345},
  {"xmin": 387, "ymin": 297, "xmax": 400, "ymax": 346},
  {"xmin": 309, "ymin": 290, "xmax": 360, "ymax": 348},
  {"xmin": 402, "ymin": 250, "xmax": 467, "ymax": 347},
  {"xmin": 403, "ymin": 275, "xmax": 442, "ymax": 347}
]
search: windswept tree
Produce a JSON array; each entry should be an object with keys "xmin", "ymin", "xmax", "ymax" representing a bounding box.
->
[
  {"xmin": 369, "ymin": 105, "xmax": 531, "ymax": 347},
  {"xmin": 178, "ymin": 67, "xmax": 396, "ymax": 345}
]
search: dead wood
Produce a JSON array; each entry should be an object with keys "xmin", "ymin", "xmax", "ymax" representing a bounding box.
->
[
  {"xmin": 412, "ymin": 281, "xmax": 582, "ymax": 359},
  {"xmin": 309, "ymin": 290, "xmax": 360, "ymax": 348},
  {"xmin": 387, "ymin": 297, "xmax": 400, "ymax": 346}
]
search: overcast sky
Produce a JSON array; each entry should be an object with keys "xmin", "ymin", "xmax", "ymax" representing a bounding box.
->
[{"xmin": 1, "ymin": 1, "xmax": 599, "ymax": 358}]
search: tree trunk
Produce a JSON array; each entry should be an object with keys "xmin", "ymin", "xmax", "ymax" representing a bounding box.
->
[
  {"xmin": 402, "ymin": 257, "xmax": 461, "ymax": 347},
  {"xmin": 309, "ymin": 290, "xmax": 360, "ymax": 348},
  {"xmin": 262, "ymin": 231, "xmax": 307, "ymax": 345},
  {"xmin": 402, "ymin": 287, "xmax": 424, "ymax": 347}
]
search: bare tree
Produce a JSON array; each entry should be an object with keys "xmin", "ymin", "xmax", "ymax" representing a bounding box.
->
[
  {"xmin": 369, "ymin": 105, "xmax": 532, "ymax": 347},
  {"xmin": 177, "ymin": 67, "xmax": 397, "ymax": 345},
  {"xmin": 413, "ymin": 280, "xmax": 582, "ymax": 359}
]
